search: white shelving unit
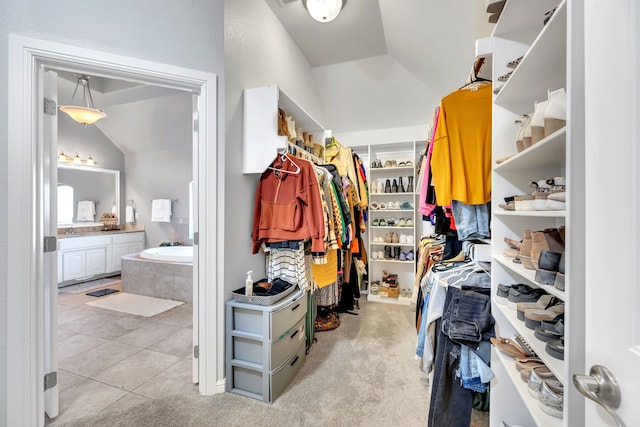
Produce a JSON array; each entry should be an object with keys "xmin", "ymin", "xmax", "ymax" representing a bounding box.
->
[
  {"xmin": 490, "ymin": 0, "xmax": 579, "ymax": 425},
  {"xmin": 363, "ymin": 141, "xmax": 420, "ymax": 305},
  {"xmin": 242, "ymin": 85, "xmax": 330, "ymax": 174}
]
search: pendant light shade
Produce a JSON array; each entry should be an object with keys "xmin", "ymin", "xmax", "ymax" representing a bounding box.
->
[
  {"xmin": 59, "ymin": 75, "xmax": 107, "ymax": 126},
  {"xmin": 302, "ymin": 0, "xmax": 347, "ymax": 23}
]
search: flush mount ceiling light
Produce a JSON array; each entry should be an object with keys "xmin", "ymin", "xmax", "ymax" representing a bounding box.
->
[
  {"xmin": 58, "ymin": 75, "xmax": 107, "ymax": 126},
  {"xmin": 302, "ymin": 0, "xmax": 347, "ymax": 23}
]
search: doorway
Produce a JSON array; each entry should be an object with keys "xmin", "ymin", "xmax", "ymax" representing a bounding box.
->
[
  {"xmin": 50, "ymin": 69, "xmax": 196, "ymax": 424},
  {"xmin": 7, "ymin": 35, "xmax": 224, "ymax": 427}
]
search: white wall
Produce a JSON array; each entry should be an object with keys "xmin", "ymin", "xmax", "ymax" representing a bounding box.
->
[
  {"xmin": 0, "ymin": 0, "xmax": 224, "ymax": 419},
  {"xmin": 224, "ymin": 0, "xmax": 326, "ymax": 292}
]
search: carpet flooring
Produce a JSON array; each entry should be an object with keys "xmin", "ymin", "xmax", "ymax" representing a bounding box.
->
[{"xmin": 52, "ymin": 298, "xmax": 489, "ymax": 427}]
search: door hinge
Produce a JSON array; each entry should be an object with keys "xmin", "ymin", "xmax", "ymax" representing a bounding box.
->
[
  {"xmin": 44, "ymin": 98, "xmax": 57, "ymax": 116},
  {"xmin": 44, "ymin": 236, "xmax": 57, "ymax": 253},
  {"xmin": 194, "ymin": 345, "xmax": 199, "ymax": 359},
  {"xmin": 193, "ymin": 232, "xmax": 199, "ymax": 245},
  {"xmin": 44, "ymin": 371, "xmax": 57, "ymax": 391}
]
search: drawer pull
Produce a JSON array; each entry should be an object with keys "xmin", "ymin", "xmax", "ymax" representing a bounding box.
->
[
  {"xmin": 290, "ymin": 330, "xmax": 299, "ymax": 339},
  {"xmin": 291, "ymin": 303, "xmax": 301, "ymax": 311},
  {"xmin": 290, "ymin": 356, "xmax": 299, "ymax": 366}
]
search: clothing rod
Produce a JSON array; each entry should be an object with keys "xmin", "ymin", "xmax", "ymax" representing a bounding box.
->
[{"xmin": 286, "ymin": 141, "xmax": 321, "ymax": 164}]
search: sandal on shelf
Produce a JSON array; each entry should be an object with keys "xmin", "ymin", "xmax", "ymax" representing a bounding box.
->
[
  {"xmin": 515, "ymin": 357, "xmax": 545, "ymax": 372},
  {"xmin": 490, "ymin": 337, "xmax": 530, "ymax": 359},
  {"xmin": 370, "ymin": 202, "xmax": 380, "ymax": 210},
  {"xmin": 506, "ymin": 56, "xmax": 524, "ymax": 69},
  {"xmin": 524, "ymin": 303, "xmax": 565, "ymax": 329},
  {"xmin": 504, "ymin": 237, "xmax": 522, "ymax": 250}
]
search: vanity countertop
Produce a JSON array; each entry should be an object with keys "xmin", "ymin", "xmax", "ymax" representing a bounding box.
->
[{"xmin": 57, "ymin": 225, "xmax": 145, "ymax": 239}]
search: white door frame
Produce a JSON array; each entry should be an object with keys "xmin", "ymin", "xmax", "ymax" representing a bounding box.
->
[{"xmin": 7, "ymin": 34, "xmax": 225, "ymax": 427}]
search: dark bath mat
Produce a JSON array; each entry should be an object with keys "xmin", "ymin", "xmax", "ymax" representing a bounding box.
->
[{"xmin": 86, "ymin": 288, "xmax": 119, "ymax": 297}]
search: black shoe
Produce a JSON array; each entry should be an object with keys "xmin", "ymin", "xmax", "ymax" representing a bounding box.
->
[
  {"xmin": 407, "ymin": 176, "xmax": 413, "ymax": 193},
  {"xmin": 392, "ymin": 179, "xmax": 398, "ymax": 193},
  {"xmin": 399, "ymin": 177, "xmax": 405, "ymax": 192},
  {"xmin": 385, "ymin": 179, "xmax": 391, "ymax": 193},
  {"xmin": 394, "ymin": 247, "xmax": 401, "ymax": 259}
]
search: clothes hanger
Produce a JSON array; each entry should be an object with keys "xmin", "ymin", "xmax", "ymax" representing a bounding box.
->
[{"xmin": 267, "ymin": 150, "xmax": 301, "ymax": 175}]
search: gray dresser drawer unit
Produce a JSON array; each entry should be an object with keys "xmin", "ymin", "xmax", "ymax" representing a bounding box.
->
[{"xmin": 225, "ymin": 289, "xmax": 308, "ymax": 403}]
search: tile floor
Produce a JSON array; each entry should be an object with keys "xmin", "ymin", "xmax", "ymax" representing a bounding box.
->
[{"xmin": 47, "ymin": 280, "xmax": 196, "ymax": 425}]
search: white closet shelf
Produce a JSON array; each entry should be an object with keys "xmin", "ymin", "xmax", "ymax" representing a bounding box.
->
[
  {"xmin": 493, "ymin": 254, "xmax": 566, "ymax": 302},
  {"xmin": 370, "ymin": 259, "xmax": 415, "ymax": 265},
  {"xmin": 494, "ymin": 127, "xmax": 566, "ymax": 173},
  {"xmin": 494, "ymin": 1, "xmax": 568, "ymax": 113},
  {"xmin": 369, "ymin": 242, "xmax": 414, "ymax": 247},
  {"xmin": 494, "ymin": 210, "xmax": 566, "ymax": 218},
  {"xmin": 369, "ymin": 166, "xmax": 416, "ymax": 172},
  {"xmin": 370, "ymin": 192, "xmax": 417, "ymax": 196},
  {"xmin": 370, "ymin": 209, "xmax": 415, "ymax": 213},
  {"xmin": 369, "ymin": 226, "xmax": 414, "ymax": 230},
  {"xmin": 494, "ymin": 301, "xmax": 565, "ymax": 384},
  {"xmin": 492, "ymin": 347, "xmax": 564, "ymax": 427}
]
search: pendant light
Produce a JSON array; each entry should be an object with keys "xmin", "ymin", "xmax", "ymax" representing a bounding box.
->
[
  {"xmin": 302, "ymin": 0, "xmax": 347, "ymax": 23},
  {"xmin": 58, "ymin": 75, "xmax": 107, "ymax": 126}
]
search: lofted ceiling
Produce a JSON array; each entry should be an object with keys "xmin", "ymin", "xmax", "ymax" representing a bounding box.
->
[{"xmin": 265, "ymin": 0, "xmax": 495, "ymax": 133}]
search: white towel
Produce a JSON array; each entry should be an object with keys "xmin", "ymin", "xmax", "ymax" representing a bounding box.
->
[
  {"xmin": 76, "ymin": 200, "xmax": 95, "ymax": 222},
  {"xmin": 125, "ymin": 205, "xmax": 135, "ymax": 223},
  {"xmin": 151, "ymin": 199, "xmax": 172, "ymax": 222}
]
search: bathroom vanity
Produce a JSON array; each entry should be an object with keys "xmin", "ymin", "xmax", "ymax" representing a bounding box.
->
[{"xmin": 57, "ymin": 230, "xmax": 144, "ymax": 286}]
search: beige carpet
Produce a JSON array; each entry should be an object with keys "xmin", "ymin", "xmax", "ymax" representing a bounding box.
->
[
  {"xmin": 86, "ymin": 292, "xmax": 183, "ymax": 317},
  {"xmin": 53, "ymin": 299, "xmax": 489, "ymax": 427}
]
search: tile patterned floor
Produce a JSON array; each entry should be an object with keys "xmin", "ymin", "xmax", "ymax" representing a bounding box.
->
[{"xmin": 47, "ymin": 281, "xmax": 196, "ymax": 426}]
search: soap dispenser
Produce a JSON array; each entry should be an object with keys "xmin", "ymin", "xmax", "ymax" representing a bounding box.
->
[{"xmin": 245, "ymin": 271, "xmax": 253, "ymax": 296}]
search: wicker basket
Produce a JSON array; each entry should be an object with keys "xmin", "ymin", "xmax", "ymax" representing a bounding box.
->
[{"xmin": 100, "ymin": 215, "xmax": 119, "ymax": 230}]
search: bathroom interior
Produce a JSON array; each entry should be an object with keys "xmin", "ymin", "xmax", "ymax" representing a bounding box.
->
[{"xmin": 52, "ymin": 69, "xmax": 197, "ymax": 422}]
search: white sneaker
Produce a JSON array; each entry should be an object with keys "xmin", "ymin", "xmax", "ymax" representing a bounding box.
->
[
  {"xmin": 370, "ymin": 251, "xmax": 378, "ymax": 260},
  {"xmin": 399, "ymin": 234, "xmax": 407, "ymax": 244},
  {"xmin": 406, "ymin": 235, "xmax": 414, "ymax": 245}
]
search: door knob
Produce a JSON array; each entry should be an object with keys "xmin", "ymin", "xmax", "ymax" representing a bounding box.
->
[{"xmin": 573, "ymin": 365, "xmax": 625, "ymax": 427}]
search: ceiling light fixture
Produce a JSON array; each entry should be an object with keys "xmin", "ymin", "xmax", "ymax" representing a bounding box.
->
[
  {"xmin": 58, "ymin": 75, "xmax": 107, "ymax": 126},
  {"xmin": 302, "ymin": 0, "xmax": 347, "ymax": 23}
]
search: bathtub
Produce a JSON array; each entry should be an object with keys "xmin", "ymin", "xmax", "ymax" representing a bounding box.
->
[
  {"xmin": 121, "ymin": 246, "xmax": 193, "ymax": 302},
  {"xmin": 139, "ymin": 245, "xmax": 193, "ymax": 263}
]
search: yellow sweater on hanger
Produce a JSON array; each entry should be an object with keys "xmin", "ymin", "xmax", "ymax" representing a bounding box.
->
[{"xmin": 431, "ymin": 83, "xmax": 492, "ymax": 206}]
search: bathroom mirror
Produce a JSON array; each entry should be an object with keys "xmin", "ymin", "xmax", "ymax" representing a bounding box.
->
[{"xmin": 57, "ymin": 163, "xmax": 120, "ymax": 227}]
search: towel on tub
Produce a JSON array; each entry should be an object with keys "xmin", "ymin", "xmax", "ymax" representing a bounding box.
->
[
  {"xmin": 151, "ymin": 199, "xmax": 172, "ymax": 222},
  {"xmin": 76, "ymin": 200, "xmax": 95, "ymax": 222}
]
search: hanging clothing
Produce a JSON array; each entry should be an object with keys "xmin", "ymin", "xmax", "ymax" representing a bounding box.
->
[
  {"xmin": 251, "ymin": 154, "xmax": 326, "ymax": 254},
  {"xmin": 430, "ymin": 83, "xmax": 492, "ymax": 206}
]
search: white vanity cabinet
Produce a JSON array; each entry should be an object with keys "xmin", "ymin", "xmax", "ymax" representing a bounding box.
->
[
  {"xmin": 110, "ymin": 232, "xmax": 145, "ymax": 272},
  {"xmin": 57, "ymin": 231, "xmax": 145, "ymax": 285}
]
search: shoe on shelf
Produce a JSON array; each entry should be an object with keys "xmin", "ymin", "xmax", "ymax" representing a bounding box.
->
[
  {"xmin": 376, "ymin": 181, "xmax": 384, "ymax": 194},
  {"xmin": 546, "ymin": 336, "xmax": 565, "ymax": 361},
  {"xmin": 393, "ymin": 201, "xmax": 401, "ymax": 210},
  {"xmin": 544, "ymin": 88, "xmax": 567, "ymax": 136},
  {"xmin": 514, "ymin": 195, "xmax": 535, "ymax": 211},
  {"xmin": 401, "ymin": 200, "xmax": 414, "ymax": 210},
  {"xmin": 534, "ymin": 250, "xmax": 563, "ymax": 285},
  {"xmin": 530, "ymin": 230, "xmax": 551, "ymax": 270},
  {"xmin": 534, "ymin": 318, "xmax": 564, "ymax": 342},
  {"xmin": 497, "ymin": 71, "xmax": 513, "ymax": 82},
  {"xmin": 385, "ymin": 179, "xmax": 391, "ymax": 193},
  {"xmin": 371, "ymin": 218, "xmax": 380, "ymax": 226},
  {"xmin": 538, "ymin": 380, "xmax": 564, "ymax": 419},
  {"xmin": 485, "ymin": 0, "xmax": 505, "ymax": 13},
  {"xmin": 405, "ymin": 218, "xmax": 414, "ymax": 227},
  {"xmin": 377, "ymin": 250, "xmax": 384, "ymax": 260},
  {"xmin": 507, "ymin": 285, "xmax": 547, "ymax": 311},
  {"xmin": 370, "ymin": 251, "xmax": 378, "ymax": 260},
  {"xmin": 496, "ymin": 283, "xmax": 512, "ymax": 305},
  {"xmin": 516, "ymin": 294, "xmax": 556, "ymax": 321},
  {"xmin": 515, "ymin": 357, "xmax": 545, "ymax": 372},
  {"xmin": 391, "ymin": 232, "xmax": 399, "ymax": 244},
  {"xmin": 399, "ymin": 252, "xmax": 407, "ymax": 261},
  {"xmin": 407, "ymin": 176, "xmax": 414, "ymax": 193},
  {"xmin": 378, "ymin": 218, "xmax": 387, "ymax": 226},
  {"xmin": 554, "ymin": 252, "xmax": 566, "ymax": 291},
  {"xmin": 519, "ymin": 230, "xmax": 535, "ymax": 269},
  {"xmin": 384, "ymin": 232, "xmax": 393, "ymax": 243},
  {"xmin": 398, "ymin": 176, "xmax": 405, "ymax": 193},
  {"xmin": 405, "ymin": 250, "xmax": 414, "ymax": 261},
  {"xmin": 524, "ymin": 303, "xmax": 565, "ymax": 329},
  {"xmin": 530, "ymin": 99, "xmax": 549, "ymax": 145},
  {"xmin": 392, "ymin": 179, "xmax": 399, "ymax": 193},
  {"xmin": 506, "ymin": 56, "xmax": 524, "ymax": 69},
  {"xmin": 527, "ymin": 366, "xmax": 561, "ymax": 399},
  {"xmin": 394, "ymin": 247, "xmax": 401, "ymax": 260},
  {"xmin": 514, "ymin": 118, "xmax": 526, "ymax": 152},
  {"xmin": 406, "ymin": 235, "xmax": 414, "ymax": 245},
  {"xmin": 399, "ymin": 233, "xmax": 407, "ymax": 244},
  {"xmin": 490, "ymin": 337, "xmax": 530, "ymax": 359}
]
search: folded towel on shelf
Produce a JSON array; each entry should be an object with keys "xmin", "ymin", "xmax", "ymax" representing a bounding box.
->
[
  {"xmin": 151, "ymin": 199, "xmax": 172, "ymax": 222},
  {"xmin": 76, "ymin": 200, "xmax": 95, "ymax": 222},
  {"xmin": 125, "ymin": 205, "xmax": 135, "ymax": 223}
]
